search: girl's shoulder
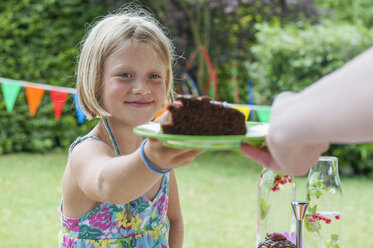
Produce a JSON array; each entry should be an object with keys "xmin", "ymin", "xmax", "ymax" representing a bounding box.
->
[
  {"xmin": 68, "ymin": 135, "xmax": 116, "ymax": 168},
  {"xmin": 69, "ymin": 135, "xmax": 103, "ymax": 154}
]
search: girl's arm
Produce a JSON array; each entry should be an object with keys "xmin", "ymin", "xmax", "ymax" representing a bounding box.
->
[
  {"xmin": 68, "ymin": 138, "xmax": 203, "ymax": 205},
  {"xmin": 167, "ymin": 170, "xmax": 184, "ymax": 248}
]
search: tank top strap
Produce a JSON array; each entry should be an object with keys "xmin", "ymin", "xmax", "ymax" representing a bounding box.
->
[
  {"xmin": 69, "ymin": 135, "xmax": 103, "ymax": 155},
  {"xmin": 162, "ymin": 171, "xmax": 170, "ymax": 185}
]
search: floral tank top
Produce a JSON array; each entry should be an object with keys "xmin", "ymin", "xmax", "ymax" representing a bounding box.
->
[{"xmin": 59, "ymin": 136, "xmax": 170, "ymax": 248}]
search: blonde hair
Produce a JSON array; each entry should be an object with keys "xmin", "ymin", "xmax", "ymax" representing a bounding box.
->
[{"xmin": 76, "ymin": 8, "xmax": 175, "ymax": 120}]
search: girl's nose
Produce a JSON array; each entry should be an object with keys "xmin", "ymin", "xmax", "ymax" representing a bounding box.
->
[{"xmin": 132, "ymin": 78, "xmax": 151, "ymax": 95}]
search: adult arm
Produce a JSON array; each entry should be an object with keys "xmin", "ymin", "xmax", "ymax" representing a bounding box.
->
[
  {"xmin": 270, "ymin": 46, "xmax": 373, "ymax": 145},
  {"xmin": 242, "ymin": 46, "xmax": 373, "ymax": 175}
]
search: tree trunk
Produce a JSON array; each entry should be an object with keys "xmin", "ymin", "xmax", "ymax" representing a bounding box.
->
[{"xmin": 172, "ymin": 0, "xmax": 211, "ymax": 95}]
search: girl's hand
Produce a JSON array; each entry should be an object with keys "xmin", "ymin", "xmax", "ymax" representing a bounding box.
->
[
  {"xmin": 144, "ymin": 138, "xmax": 204, "ymax": 171},
  {"xmin": 146, "ymin": 110, "xmax": 203, "ymax": 170}
]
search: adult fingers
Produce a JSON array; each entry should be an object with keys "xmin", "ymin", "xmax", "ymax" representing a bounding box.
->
[{"xmin": 240, "ymin": 143, "xmax": 281, "ymax": 172}]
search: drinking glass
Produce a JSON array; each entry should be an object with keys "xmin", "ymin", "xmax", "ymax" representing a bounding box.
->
[
  {"xmin": 304, "ymin": 156, "xmax": 343, "ymax": 248},
  {"xmin": 256, "ymin": 168, "xmax": 296, "ymax": 245}
]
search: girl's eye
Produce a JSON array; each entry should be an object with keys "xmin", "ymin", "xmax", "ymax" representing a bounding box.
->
[
  {"xmin": 149, "ymin": 74, "xmax": 161, "ymax": 79},
  {"xmin": 119, "ymin": 73, "xmax": 131, "ymax": 78}
]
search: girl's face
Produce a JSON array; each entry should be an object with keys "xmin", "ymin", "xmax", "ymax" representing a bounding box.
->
[{"xmin": 101, "ymin": 42, "xmax": 167, "ymax": 127}]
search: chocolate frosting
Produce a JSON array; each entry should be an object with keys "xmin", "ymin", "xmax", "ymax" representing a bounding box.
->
[{"xmin": 161, "ymin": 96, "xmax": 246, "ymax": 135}]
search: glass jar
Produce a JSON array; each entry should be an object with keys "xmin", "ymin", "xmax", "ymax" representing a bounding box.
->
[
  {"xmin": 256, "ymin": 168, "xmax": 296, "ymax": 245},
  {"xmin": 304, "ymin": 156, "xmax": 343, "ymax": 248}
]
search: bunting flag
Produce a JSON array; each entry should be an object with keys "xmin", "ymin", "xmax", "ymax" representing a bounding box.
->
[
  {"xmin": 247, "ymin": 64, "xmax": 255, "ymax": 120},
  {"xmin": 248, "ymin": 79, "xmax": 254, "ymax": 120},
  {"xmin": 231, "ymin": 105, "xmax": 250, "ymax": 121},
  {"xmin": 25, "ymin": 86, "xmax": 45, "ymax": 116},
  {"xmin": 50, "ymin": 90, "xmax": 68, "ymax": 119},
  {"xmin": 73, "ymin": 93, "xmax": 86, "ymax": 124},
  {"xmin": 256, "ymin": 108, "xmax": 271, "ymax": 123},
  {"xmin": 0, "ymin": 77, "xmax": 84, "ymax": 124},
  {"xmin": 1, "ymin": 78, "xmax": 21, "ymax": 112}
]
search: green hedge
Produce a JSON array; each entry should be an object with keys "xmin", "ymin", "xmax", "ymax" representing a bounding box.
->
[
  {"xmin": 315, "ymin": 0, "xmax": 373, "ymax": 28},
  {"xmin": 250, "ymin": 22, "xmax": 373, "ymax": 176},
  {"xmin": 0, "ymin": 0, "xmax": 105, "ymax": 154},
  {"xmin": 250, "ymin": 22, "xmax": 373, "ymax": 104}
]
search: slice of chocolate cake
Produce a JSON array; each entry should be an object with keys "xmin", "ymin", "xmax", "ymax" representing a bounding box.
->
[{"xmin": 160, "ymin": 96, "xmax": 246, "ymax": 135}]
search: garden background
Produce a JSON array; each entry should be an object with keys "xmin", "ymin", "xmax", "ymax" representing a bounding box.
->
[{"xmin": 0, "ymin": 0, "xmax": 372, "ymax": 247}]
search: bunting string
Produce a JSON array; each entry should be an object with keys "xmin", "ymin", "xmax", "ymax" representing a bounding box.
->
[
  {"xmin": 0, "ymin": 77, "xmax": 85, "ymax": 124},
  {"xmin": 0, "ymin": 77, "xmax": 271, "ymax": 124},
  {"xmin": 0, "ymin": 77, "xmax": 76, "ymax": 93}
]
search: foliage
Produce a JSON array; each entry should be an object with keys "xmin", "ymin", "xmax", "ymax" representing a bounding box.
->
[
  {"xmin": 314, "ymin": 0, "xmax": 373, "ymax": 28},
  {"xmin": 0, "ymin": 0, "xmax": 105, "ymax": 153},
  {"xmin": 330, "ymin": 144, "xmax": 373, "ymax": 177},
  {"xmin": 142, "ymin": 0, "xmax": 320, "ymax": 101},
  {"xmin": 250, "ymin": 22, "xmax": 373, "ymax": 175},
  {"xmin": 1, "ymin": 0, "xmax": 373, "ymax": 175},
  {"xmin": 250, "ymin": 21, "xmax": 373, "ymax": 104},
  {"xmin": 0, "ymin": 0, "xmax": 322, "ymax": 154}
]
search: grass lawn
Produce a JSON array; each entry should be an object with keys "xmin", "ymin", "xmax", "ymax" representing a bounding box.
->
[{"xmin": 0, "ymin": 151, "xmax": 372, "ymax": 247}]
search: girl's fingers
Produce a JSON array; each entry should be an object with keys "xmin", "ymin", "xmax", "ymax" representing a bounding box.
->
[
  {"xmin": 146, "ymin": 138, "xmax": 204, "ymax": 167},
  {"xmin": 171, "ymin": 149, "xmax": 205, "ymax": 167}
]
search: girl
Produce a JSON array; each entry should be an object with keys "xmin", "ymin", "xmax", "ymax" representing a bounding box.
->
[{"xmin": 59, "ymin": 9, "xmax": 203, "ymax": 248}]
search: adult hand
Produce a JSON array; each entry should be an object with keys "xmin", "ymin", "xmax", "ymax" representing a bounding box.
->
[
  {"xmin": 241, "ymin": 91, "xmax": 329, "ymax": 176},
  {"xmin": 240, "ymin": 140, "xmax": 328, "ymax": 176},
  {"xmin": 265, "ymin": 137, "xmax": 329, "ymax": 176},
  {"xmin": 267, "ymin": 91, "xmax": 330, "ymax": 175},
  {"xmin": 240, "ymin": 143, "xmax": 281, "ymax": 172}
]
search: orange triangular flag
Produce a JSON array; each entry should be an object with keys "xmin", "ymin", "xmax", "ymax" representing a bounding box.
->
[
  {"xmin": 25, "ymin": 86, "xmax": 45, "ymax": 116},
  {"xmin": 49, "ymin": 90, "xmax": 68, "ymax": 119}
]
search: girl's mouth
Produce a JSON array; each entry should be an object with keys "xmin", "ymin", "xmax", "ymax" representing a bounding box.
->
[{"xmin": 125, "ymin": 100, "xmax": 154, "ymax": 108}]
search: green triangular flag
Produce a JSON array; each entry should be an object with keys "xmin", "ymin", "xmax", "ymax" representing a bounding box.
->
[
  {"xmin": 1, "ymin": 79, "xmax": 21, "ymax": 112},
  {"xmin": 257, "ymin": 108, "xmax": 271, "ymax": 123}
]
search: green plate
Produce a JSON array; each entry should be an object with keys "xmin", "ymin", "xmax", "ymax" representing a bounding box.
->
[{"xmin": 133, "ymin": 122, "xmax": 268, "ymax": 150}]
